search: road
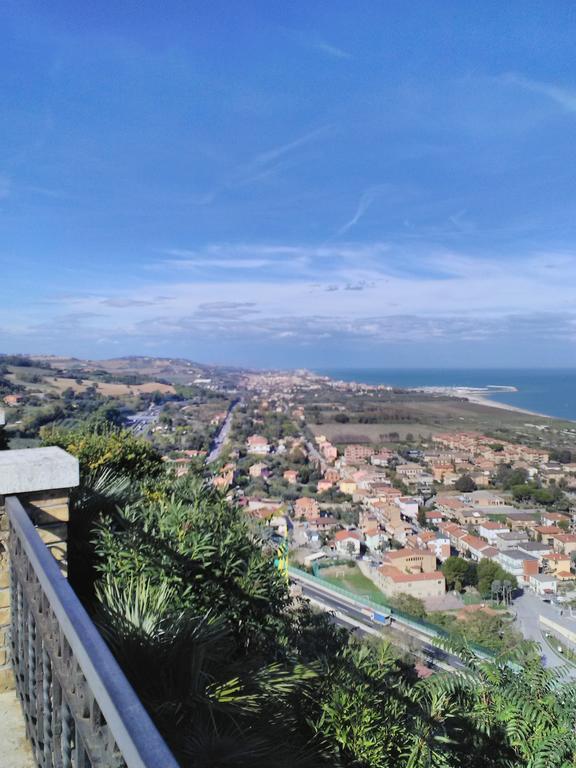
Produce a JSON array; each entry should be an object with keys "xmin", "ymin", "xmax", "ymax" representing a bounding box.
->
[
  {"xmin": 292, "ymin": 572, "xmax": 466, "ymax": 672},
  {"xmin": 206, "ymin": 399, "xmax": 241, "ymax": 464},
  {"xmin": 512, "ymin": 590, "xmax": 576, "ymax": 671},
  {"xmin": 305, "ymin": 441, "xmax": 326, "ymax": 472},
  {"xmin": 125, "ymin": 404, "xmax": 162, "ymax": 435}
]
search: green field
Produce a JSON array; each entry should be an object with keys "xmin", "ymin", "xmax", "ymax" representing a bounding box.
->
[{"xmin": 320, "ymin": 565, "xmax": 390, "ymax": 605}]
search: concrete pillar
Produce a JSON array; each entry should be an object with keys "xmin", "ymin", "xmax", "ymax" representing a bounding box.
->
[{"xmin": 0, "ymin": 447, "xmax": 79, "ymax": 691}]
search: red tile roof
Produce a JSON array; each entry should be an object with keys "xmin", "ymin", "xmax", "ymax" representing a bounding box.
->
[{"xmin": 378, "ymin": 565, "xmax": 445, "ymax": 583}]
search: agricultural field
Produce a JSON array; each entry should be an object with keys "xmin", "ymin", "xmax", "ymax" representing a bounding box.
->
[
  {"xmin": 304, "ymin": 391, "xmax": 576, "ymax": 451},
  {"xmin": 39, "ymin": 376, "xmax": 175, "ymax": 396}
]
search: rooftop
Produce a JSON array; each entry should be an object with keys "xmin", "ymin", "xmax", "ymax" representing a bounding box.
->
[
  {"xmin": 378, "ymin": 565, "xmax": 444, "ymax": 583},
  {"xmin": 499, "ymin": 549, "xmax": 538, "ymax": 562}
]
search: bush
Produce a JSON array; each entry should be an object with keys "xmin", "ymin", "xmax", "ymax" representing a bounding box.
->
[{"xmin": 41, "ymin": 425, "xmax": 165, "ymax": 481}]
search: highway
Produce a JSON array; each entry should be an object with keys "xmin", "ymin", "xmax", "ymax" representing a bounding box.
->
[
  {"xmin": 125, "ymin": 404, "xmax": 163, "ymax": 435},
  {"xmin": 292, "ymin": 571, "xmax": 466, "ymax": 672}
]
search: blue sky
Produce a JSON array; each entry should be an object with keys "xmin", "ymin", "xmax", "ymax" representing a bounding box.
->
[{"xmin": 2, "ymin": 1, "xmax": 576, "ymax": 368}]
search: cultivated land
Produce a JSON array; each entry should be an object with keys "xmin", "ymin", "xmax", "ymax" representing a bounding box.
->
[
  {"xmin": 39, "ymin": 376, "xmax": 176, "ymax": 396},
  {"xmin": 306, "ymin": 394, "xmax": 576, "ymax": 452}
]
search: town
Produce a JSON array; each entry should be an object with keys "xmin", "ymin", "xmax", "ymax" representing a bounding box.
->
[
  {"xmin": 192, "ymin": 369, "xmax": 576, "ymax": 660},
  {"xmin": 3, "ymin": 355, "xmax": 576, "ymax": 660}
]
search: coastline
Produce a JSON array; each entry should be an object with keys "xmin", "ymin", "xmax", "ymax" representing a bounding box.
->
[
  {"xmin": 404, "ymin": 385, "xmax": 551, "ymax": 419},
  {"xmin": 386, "ymin": 382, "xmax": 548, "ymax": 418},
  {"xmin": 460, "ymin": 391, "xmax": 549, "ymax": 419},
  {"xmin": 318, "ymin": 369, "xmax": 575, "ymax": 422}
]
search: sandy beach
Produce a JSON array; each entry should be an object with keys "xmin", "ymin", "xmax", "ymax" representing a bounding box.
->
[
  {"xmin": 461, "ymin": 392, "xmax": 548, "ymax": 418},
  {"xmin": 407, "ymin": 385, "xmax": 551, "ymax": 419}
]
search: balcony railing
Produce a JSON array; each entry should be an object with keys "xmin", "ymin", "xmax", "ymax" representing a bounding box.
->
[{"xmin": 7, "ymin": 495, "xmax": 179, "ymax": 768}]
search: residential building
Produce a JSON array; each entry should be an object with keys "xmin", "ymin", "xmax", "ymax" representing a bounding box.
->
[
  {"xmin": 529, "ymin": 573, "xmax": 558, "ymax": 596},
  {"xmin": 382, "ymin": 547, "xmax": 437, "ymax": 574},
  {"xmin": 249, "ymin": 462, "xmax": 269, "ymax": 479},
  {"xmin": 425, "ymin": 509, "xmax": 445, "ymax": 525},
  {"xmin": 478, "ymin": 521, "xmax": 509, "ymax": 544},
  {"xmin": 542, "ymin": 552, "xmax": 573, "ymax": 580},
  {"xmin": 339, "ymin": 480, "xmax": 357, "ymax": 495},
  {"xmin": 344, "ymin": 444, "xmax": 374, "ymax": 464},
  {"xmin": 375, "ymin": 566, "xmax": 446, "ymax": 599},
  {"xmin": 308, "ymin": 516, "xmax": 339, "ymax": 532},
  {"xmin": 364, "ymin": 528, "xmax": 386, "ymax": 551},
  {"xmin": 3, "ymin": 393, "xmax": 23, "ymax": 406},
  {"xmin": 371, "ymin": 450, "xmax": 393, "ymax": 467},
  {"xmin": 495, "ymin": 550, "xmax": 539, "ymax": 583},
  {"xmin": 394, "ymin": 496, "xmax": 421, "ymax": 520},
  {"xmin": 293, "ymin": 497, "xmax": 320, "ymax": 521},
  {"xmin": 541, "ymin": 511, "xmax": 570, "ymax": 527},
  {"xmin": 552, "ymin": 533, "xmax": 576, "ymax": 556},
  {"xmin": 320, "ymin": 442, "xmax": 338, "ymax": 462},
  {"xmin": 533, "ymin": 525, "xmax": 562, "ymax": 545},
  {"xmin": 506, "ymin": 511, "xmax": 539, "ymax": 531},
  {"xmin": 458, "ymin": 534, "xmax": 492, "ymax": 561},
  {"xmin": 407, "ymin": 531, "xmax": 451, "ymax": 562},
  {"xmin": 461, "ymin": 490, "xmax": 506, "ymax": 507},
  {"xmin": 334, "ymin": 530, "xmax": 362, "ymax": 555},
  {"xmin": 494, "ymin": 530, "xmax": 529, "ymax": 551},
  {"xmin": 245, "ymin": 497, "xmax": 283, "ymax": 514},
  {"xmin": 246, "ymin": 434, "xmax": 271, "ymax": 454},
  {"xmin": 395, "ymin": 463, "xmax": 423, "ymax": 482},
  {"xmin": 283, "ymin": 469, "xmax": 298, "ymax": 484},
  {"xmin": 517, "ymin": 541, "xmax": 553, "ymax": 563}
]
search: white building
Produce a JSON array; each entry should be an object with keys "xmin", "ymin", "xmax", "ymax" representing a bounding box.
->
[
  {"xmin": 478, "ymin": 521, "xmax": 509, "ymax": 544},
  {"xmin": 529, "ymin": 573, "xmax": 557, "ymax": 596},
  {"xmin": 394, "ymin": 496, "xmax": 421, "ymax": 520}
]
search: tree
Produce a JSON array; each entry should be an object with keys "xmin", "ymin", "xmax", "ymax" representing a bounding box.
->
[
  {"xmin": 417, "ymin": 506, "xmax": 427, "ymax": 528},
  {"xmin": 346, "ymin": 541, "xmax": 357, "ymax": 556},
  {"xmin": 334, "ymin": 413, "xmax": 350, "ymax": 423},
  {"xmin": 389, "ymin": 593, "xmax": 427, "ymax": 619},
  {"xmin": 65, "ymin": 458, "xmax": 576, "ymax": 768},
  {"xmin": 0, "ymin": 424, "xmax": 9, "ymax": 450},
  {"xmin": 41, "ymin": 424, "xmax": 164, "ymax": 481},
  {"xmin": 477, "ymin": 559, "xmax": 517, "ymax": 598},
  {"xmin": 454, "ymin": 474, "xmax": 477, "ymax": 493},
  {"xmin": 86, "ymin": 403, "xmax": 125, "ymax": 432},
  {"xmin": 495, "ymin": 464, "xmax": 528, "ymax": 489},
  {"xmin": 442, "ymin": 557, "xmax": 477, "ymax": 592},
  {"xmin": 550, "ymin": 448, "xmax": 573, "ymax": 464},
  {"xmin": 491, "ymin": 579, "xmax": 502, "ymax": 604}
]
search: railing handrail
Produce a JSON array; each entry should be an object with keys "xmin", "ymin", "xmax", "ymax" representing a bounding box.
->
[{"xmin": 7, "ymin": 495, "xmax": 179, "ymax": 768}]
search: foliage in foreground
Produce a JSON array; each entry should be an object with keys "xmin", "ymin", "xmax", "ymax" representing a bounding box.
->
[{"xmin": 59, "ymin": 429, "xmax": 576, "ymax": 768}]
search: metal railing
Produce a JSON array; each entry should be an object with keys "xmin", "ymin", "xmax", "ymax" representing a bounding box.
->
[{"xmin": 7, "ymin": 496, "xmax": 179, "ymax": 768}]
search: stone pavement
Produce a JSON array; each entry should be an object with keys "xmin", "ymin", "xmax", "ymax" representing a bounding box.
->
[{"xmin": 0, "ymin": 689, "xmax": 35, "ymax": 768}]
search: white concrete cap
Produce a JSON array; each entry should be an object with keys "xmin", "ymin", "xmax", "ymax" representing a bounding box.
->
[{"xmin": 0, "ymin": 447, "xmax": 79, "ymax": 495}]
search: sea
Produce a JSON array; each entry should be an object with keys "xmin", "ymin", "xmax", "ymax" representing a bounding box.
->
[{"xmin": 315, "ymin": 368, "xmax": 576, "ymax": 422}]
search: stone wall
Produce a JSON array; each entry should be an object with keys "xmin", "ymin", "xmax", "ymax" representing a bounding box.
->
[{"xmin": 0, "ymin": 448, "xmax": 79, "ymax": 691}]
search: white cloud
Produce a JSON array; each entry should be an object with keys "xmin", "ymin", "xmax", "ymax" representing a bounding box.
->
[
  {"xmin": 502, "ymin": 73, "xmax": 576, "ymax": 113},
  {"xmin": 334, "ymin": 186, "xmax": 391, "ymax": 238},
  {"xmin": 312, "ymin": 39, "xmax": 352, "ymax": 60},
  {"xmin": 7, "ymin": 242, "xmax": 576, "ymax": 349}
]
